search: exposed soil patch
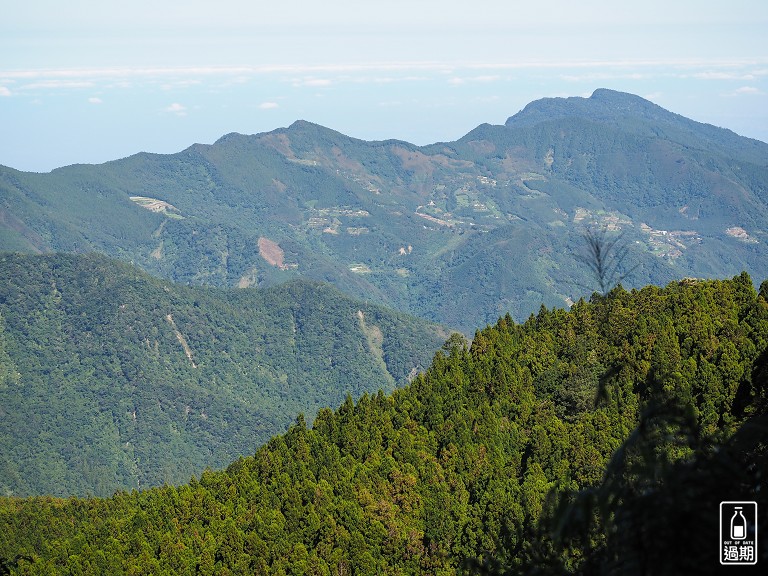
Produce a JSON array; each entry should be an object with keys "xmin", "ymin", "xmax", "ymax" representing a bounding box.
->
[
  {"xmin": 467, "ymin": 140, "xmax": 497, "ymax": 155},
  {"xmin": 725, "ymin": 226, "xmax": 757, "ymax": 243},
  {"xmin": 130, "ymin": 196, "xmax": 183, "ymax": 218},
  {"xmin": 331, "ymin": 146, "xmax": 366, "ymax": 172},
  {"xmin": 165, "ymin": 314, "xmax": 197, "ymax": 368},
  {"xmin": 237, "ymin": 267, "xmax": 259, "ymax": 288},
  {"xmin": 356, "ymin": 310, "xmax": 394, "ymax": 386},
  {"xmin": 258, "ymin": 237, "xmax": 287, "ymax": 269},
  {"xmin": 259, "ymin": 133, "xmax": 296, "ymax": 159},
  {"xmin": 391, "ymin": 145, "xmax": 473, "ymax": 171}
]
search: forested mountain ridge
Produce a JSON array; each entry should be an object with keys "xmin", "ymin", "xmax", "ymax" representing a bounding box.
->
[
  {"xmin": 2, "ymin": 89, "xmax": 767, "ymax": 331},
  {"xmin": 0, "ymin": 252, "xmax": 446, "ymax": 497},
  {"xmin": 1, "ymin": 273, "xmax": 766, "ymax": 574}
]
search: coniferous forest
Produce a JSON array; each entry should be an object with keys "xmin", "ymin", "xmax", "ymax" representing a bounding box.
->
[{"xmin": 1, "ymin": 272, "xmax": 766, "ymax": 574}]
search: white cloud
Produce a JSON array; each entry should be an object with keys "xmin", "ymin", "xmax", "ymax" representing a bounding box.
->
[
  {"xmin": 560, "ymin": 71, "xmax": 652, "ymax": 82},
  {"xmin": 2, "ymin": 59, "xmax": 766, "ymax": 88},
  {"xmin": 448, "ymin": 75, "xmax": 502, "ymax": 85},
  {"xmin": 259, "ymin": 101, "xmax": 279, "ymax": 109},
  {"xmin": 0, "ymin": 86, "xmax": 11, "ymax": 96},
  {"xmin": 693, "ymin": 71, "xmax": 756, "ymax": 81},
  {"xmin": 20, "ymin": 80, "xmax": 94, "ymax": 90},
  {"xmin": 293, "ymin": 77, "xmax": 333, "ymax": 87},
  {"xmin": 88, "ymin": 96, "xmax": 103, "ymax": 104},
  {"xmin": 734, "ymin": 86, "xmax": 762, "ymax": 95},
  {"xmin": 165, "ymin": 102, "xmax": 187, "ymax": 115},
  {"xmin": 160, "ymin": 79, "xmax": 203, "ymax": 91}
]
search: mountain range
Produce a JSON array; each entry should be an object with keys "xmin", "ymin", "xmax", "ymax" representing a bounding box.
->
[{"xmin": 3, "ymin": 89, "xmax": 766, "ymax": 331}]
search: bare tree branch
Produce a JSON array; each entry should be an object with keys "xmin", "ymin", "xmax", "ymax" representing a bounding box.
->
[{"xmin": 575, "ymin": 225, "xmax": 639, "ymax": 296}]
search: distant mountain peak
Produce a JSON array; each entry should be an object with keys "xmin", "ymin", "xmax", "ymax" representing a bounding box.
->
[
  {"xmin": 589, "ymin": 88, "xmax": 650, "ymax": 103},
  {"xmin": 504, "ymin": 88, "xmax": 666, "ymax": 127},
  {"xmin": 283, "ymin": 119, "xmax": 345, "ymax": 137},
  {"xmin": 287, "ymin": 119, "xmax": 321, "ymax": 130},
  {"xmin": 213, "ymin": 121, "xmax": 342, "ymax": 147},
  {"xmin": 213, "ymin": 131, "xmax": 248, "ymax": 145},
  {"xmin": 588, "ymin": 88, "xmax": 670, "ymax": 116},
  {"xmin": 501, "ymin": 88, "xmax": 767, "ymax": 161}
]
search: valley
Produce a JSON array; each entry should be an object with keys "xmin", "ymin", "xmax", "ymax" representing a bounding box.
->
[{"xmin": 0, "ymin": 253, "xmax": 446, "ymax": 496}]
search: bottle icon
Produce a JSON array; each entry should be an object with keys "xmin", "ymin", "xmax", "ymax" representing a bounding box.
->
[{"xmin": 731, "ymin": 507, "xmax": 747, "ymax": 540}]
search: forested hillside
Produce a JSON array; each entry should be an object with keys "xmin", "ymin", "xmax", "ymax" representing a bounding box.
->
[
  {"xmin": 2, "ymin": 90, "xmax": 767, "ymax": 331},
  {"xmin": 0, "ymin": 253, "xmax": 446, "ymax": 497},
  {"xmin": 1, "ymin": 273, "xmax": 766, "ymax": 574}
]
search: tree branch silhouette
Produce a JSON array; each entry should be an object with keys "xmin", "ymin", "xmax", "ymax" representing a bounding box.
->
[{"xmin": 575, "ymin": 225, "xmax": 638, "ymax": 296}]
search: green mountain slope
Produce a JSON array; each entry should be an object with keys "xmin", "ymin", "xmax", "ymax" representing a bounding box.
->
[
  {"xmin": 1, "ymin": 274, "xmax": 766, "ymax": 573},
  {"xmin": 0, "ymin": 253, "xmax": 446, "ymax": 497},
  {"xmin": 1, "ymin": 90, "xmax": 767, "ymax": 331}
]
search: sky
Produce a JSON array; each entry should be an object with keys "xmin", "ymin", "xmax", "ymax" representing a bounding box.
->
[{"xmin": 1, "ymin": 0, "xmax": 767, "ymax": 172}]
